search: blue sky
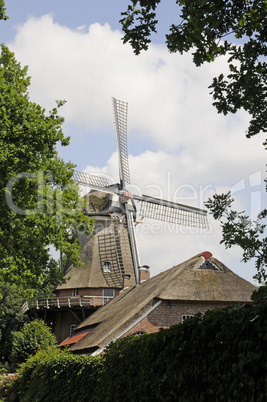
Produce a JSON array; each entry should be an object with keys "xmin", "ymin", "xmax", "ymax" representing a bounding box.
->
[
  {"xmin": 1, "ymin": 0, "xmax": 178, "ymax": 43},
  {"xmin": 1, "ymin": 1, "xmax": 266, "ymax": 283}
]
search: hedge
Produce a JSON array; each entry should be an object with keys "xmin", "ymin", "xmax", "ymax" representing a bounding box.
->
[
  {"xmin": 4, "ymin": 289, "xmax": 267, "ymax": 402},
  {"xmin": 97, "ymin": 302, "xmax": 267, "ymax": 402},
  {"xmin": 5, "ymin": 348, "xmax": 103, "ymax": 402}
]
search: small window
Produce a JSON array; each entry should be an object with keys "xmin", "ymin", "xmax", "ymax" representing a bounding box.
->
[
  {"xmin": 103, "ymin": 262, "xmax": 111, "ymax": 272},
  {"xmin": 103, "ymin": 288, "xmax": 114, "ymax": 297},
  {"xmin": 197, "ymin": 260, "xmax": 220, "ymax": 270},
  {"xmin": 103, "ymin": 288, "xmax": 114, "ymax": 304},
  {"xmin": 182, "ymin": 315, "xmax": 194, "ymax": 323},
  {"xmin": 72, "ymin": 288, "xmax": 78, "ymax": 296},
  {"xmin": 70, "ymin": 324, "xmax": 77, "ymax": 336}
]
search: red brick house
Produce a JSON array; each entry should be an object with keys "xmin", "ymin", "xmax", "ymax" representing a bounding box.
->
[{"xmin": 60, "ymin": 251, "xmax": 257, "ymax": 355}]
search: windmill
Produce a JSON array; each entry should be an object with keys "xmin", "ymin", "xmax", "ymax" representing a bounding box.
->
[{"xmin": 72, "ymin": 98, "xmax": 208, "ymax": 286}]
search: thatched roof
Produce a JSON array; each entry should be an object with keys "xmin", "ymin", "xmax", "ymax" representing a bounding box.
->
[
  {"xmin": 68, "ymin": 252, "xmax": 257, "ymax": 354},
  {"xmin": 57, "ymin": 189, "xmax": 136, "ymax": 290},
  {"xmin": 56, "ymin": 217, "xmax": 136, "ymax": 290}
]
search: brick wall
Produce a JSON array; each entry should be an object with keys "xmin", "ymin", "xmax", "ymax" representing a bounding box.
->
[
  {"xmin": 122, "ymin": 299, "xmax": 238, "ymax": 337},
  {"xmin": 56, "ymin": 287, "xmax": 120, "ymax": 297}
]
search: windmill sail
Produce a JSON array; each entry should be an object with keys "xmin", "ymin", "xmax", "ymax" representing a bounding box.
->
[
  {"xmin": 73, "ymin": 170, "xmax": 110, "ymax": 189},
  {"xmin": 112, "ymin": 97, "xmax": 130, "ymax": 188},
  {"xmin": 139, "ymin": 197, "xmax": 208, "ymax": 229},
  {"xmin": 112, "ymin": 97, "xmax": 139, "ymax": 280},
  {"xmin": 97, "ymin": 222, "xmax": 125, "ymax": 287},
  {"xmin": 124, "ymin": 203, "xmax": 140, "ymax": 283}
]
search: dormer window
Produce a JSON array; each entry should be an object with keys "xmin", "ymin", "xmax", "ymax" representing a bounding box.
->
[
  {"xmin": 196, "ymin": 252, "xmax": 221, "ymax": 270},
  {"xmin": 197, "ymin": 260, "xmax": 220, "ymax": 270},
  {"xmin": 103, "ymin": 261, "xmax": 111, "ymax": 272}
]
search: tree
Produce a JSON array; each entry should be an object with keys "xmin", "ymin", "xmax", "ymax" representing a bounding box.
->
[
  {"xmin": 0, "ymin": 45, "xmax": 93, "ymax": 295},
  {"xmin": 0, "ymin": 0, "xmax": 8, "ymax": 21},
  {"xmin": 120, "ymin": 0, "xmax": 267, "ymax": 138},
  {"xmin": 205, "ymin": 192, "xmax": 267, "ymax": 283},
  {"xmin": 11, "ymin": 319, "xmax": 57, "ymax": 366},
  {"xmin": 120, "ymin": 1, "xmax": 267, "ymax": 282},
  {"xmin": 0, "ymin": 282, "xmax": 28, "ymax": 365}
]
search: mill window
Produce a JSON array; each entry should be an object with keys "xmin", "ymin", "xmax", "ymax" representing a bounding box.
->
[
  {"xmin": 103, "ymin": 262, "xmax": 111, "ymax": 272},
  {"xmin": 103, "ymin": 288, "xmax": 114, "ymax": 304}
]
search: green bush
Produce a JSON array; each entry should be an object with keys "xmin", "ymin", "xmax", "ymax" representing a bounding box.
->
[
  {"xmin": 8, "ymin": 348, "xmax": 103, "ymax": 402},
  {"xmin": 11, "ymin": 319, "xmax": 57, "ymax": 367},
  {"xmin": 4, "ymin": 291, "xmax": 267, "ymax": 402},
  {"xmin": 96, "ymin": 301, "xmax": 267, "ymax": 402},
  {"xmin": 0, "ymin": 281, "xmax": 28, "ymax": 365}
]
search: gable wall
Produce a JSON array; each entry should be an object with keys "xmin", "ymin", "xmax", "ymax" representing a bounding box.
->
[{"xmin": 122, "ymin": 299, "xmax": 239, "ymax": 337}]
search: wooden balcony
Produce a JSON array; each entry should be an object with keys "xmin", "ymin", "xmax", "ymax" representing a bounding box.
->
[{"xmin": 22, "ymin": 295, "xmax": 113, "ymax": 314}]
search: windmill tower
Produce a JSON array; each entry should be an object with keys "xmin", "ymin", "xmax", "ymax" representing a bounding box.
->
[{"xmin": 63, "ymin": 97, "xmax": 208, "ymax": 287}]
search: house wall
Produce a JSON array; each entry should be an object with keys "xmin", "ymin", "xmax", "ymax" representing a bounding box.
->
[
  {"xmin": 122, "ymin": 300, "xmax": 237, "ymax": 337},
  {"xmin": 53, "ymin": 310, "xmax": 82, "ymax": 344},
  {"xmin": 53, "ymin": 308, "xmax": 100, "ymax": 344},
  {"xmin": 53, "ymin": 288, "xmax": 120, "ymax": 343},
  {"xmin": 56, "ymin": 288, "xmax": 121, "ymax": 297}
]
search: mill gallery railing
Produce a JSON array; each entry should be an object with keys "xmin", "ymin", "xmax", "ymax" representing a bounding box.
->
[{"xmin": 22, "ymin": 295, "xmax": 113, "ymax": 314}]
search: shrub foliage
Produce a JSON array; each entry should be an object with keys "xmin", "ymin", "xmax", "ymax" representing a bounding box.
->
[
  {"xmin": 4, "ymin": 289, "xmax": 267, "ymax": 401},
  {"xmin": 97, "ymin": 297, "xmax": 267, "ymax": 402},
  {"xmin": 7, "ymin": 348, "xmax": 103, "ymax": 402},
  {"xmin": 11, "ymin": 319, "xmax": 57, "ymax": 367}
]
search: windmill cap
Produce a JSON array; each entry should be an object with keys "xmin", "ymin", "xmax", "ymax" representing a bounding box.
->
[{"xmin": 201, "ymin": 251, "xmax": 213, "ymax": 260}]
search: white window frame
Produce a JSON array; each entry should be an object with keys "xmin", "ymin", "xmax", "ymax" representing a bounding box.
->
[
  {"xmin": 103, "ymin": 261, "xmax": 111, "ymax": 272},
  {"xmin": 103, "ymin": 288, "xmax": 115, "ymax": 304},
  {"xmin": 182, "ymin": 314, "xmax": 194, "ymax": 323},
  {"xmin": 72, "ymin": 288, "xmax": 78, "ymax": 296},
  {"xmin": 70, "ymin": 324, "xmax": 77, "ymax": 336},
  {"xmin": 134, "ymin": 332, "xmax": 145, "ymax": 337}
]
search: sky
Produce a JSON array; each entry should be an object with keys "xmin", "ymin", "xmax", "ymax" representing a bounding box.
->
[{"xmin": 1, "ymin": 0, "xmax": 266, "ymax": 284}]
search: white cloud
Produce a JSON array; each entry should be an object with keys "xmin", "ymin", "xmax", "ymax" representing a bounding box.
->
[
  {"xmin": 8, "ymin": 14, "xmax": 265, "ymax": 284},
  {"xmin": 9, "ymin": 14, "xmax": 265, "ymax": 175}
]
